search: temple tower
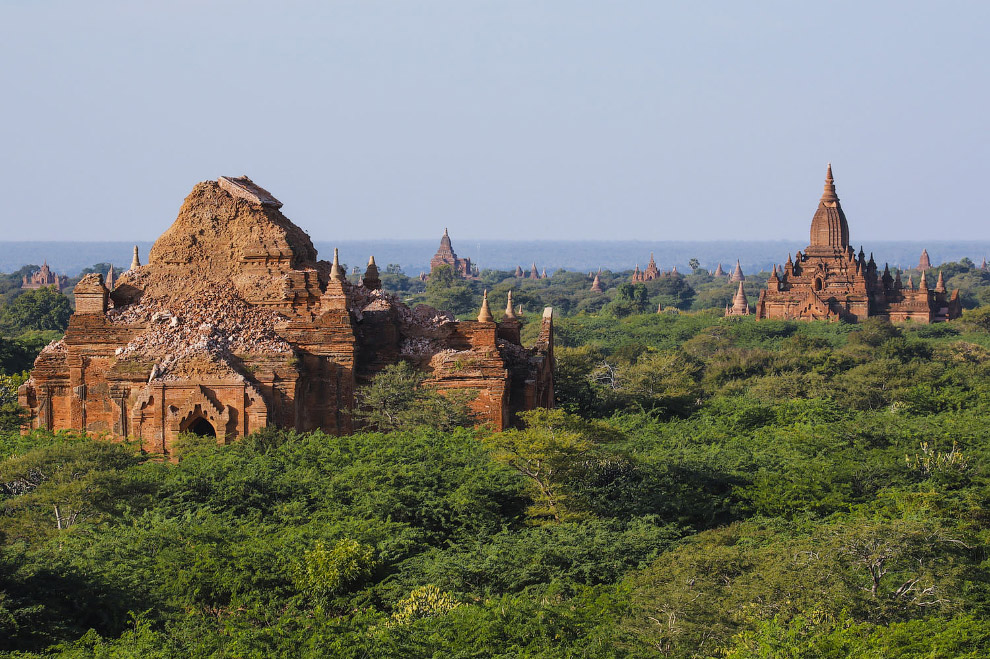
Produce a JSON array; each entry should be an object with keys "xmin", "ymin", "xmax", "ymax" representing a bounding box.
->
[
  {"xmin": 363, "ymin": 255, "xmax": 381, "ymax": 290},
  {"xmin": 725, "ymin": 281, "xmax": 750, "ymax": 316},
  {"xmin": 806, "ymin": 163, "xmax": 850, "ymax": 257},
  {"xmin": 477, "ymin": 290, "xmax": 494, "ymax": 323}
]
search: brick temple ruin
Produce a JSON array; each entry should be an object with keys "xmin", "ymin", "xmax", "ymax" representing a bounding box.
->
[
  {"xmin": 19, "ymin": 176, "xmax": 554, "ymax": 453},
  {"xmin": 749, "ymin": 165, "xmax": 961, "ymax": 323}
]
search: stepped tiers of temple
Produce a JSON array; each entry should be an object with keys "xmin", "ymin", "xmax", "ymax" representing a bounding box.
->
[
  {"xmin": 429, "ymin": 229, "xmax": 476, "ymax": 278},
  {"xmin": 18, "ymin": 177, "xmax": 554, "ymax": 454},
  {"xmin": 21, "ymin": 262, "xmax": 68, "ymax": 292},
  {"xmin": 749, "ymin": 165, "xmax": 961, "ymax": 323}
]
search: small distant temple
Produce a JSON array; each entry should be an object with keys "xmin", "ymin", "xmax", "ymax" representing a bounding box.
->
[
  {"xmin": 429, "ymin": 229, "xmax": 475, "ymax": 278},
  {"xmin": 725, "ymin": 281, "xmax": 750, "ymax": 316},
  {"xmin": 631, "ymin": 254, "xmax": 660, "ymax": 282},
  {"xmin": 750, "ymin": 165, "xmax": 961, "ymax": 323},
  {"xmin": 918, "ymin": 249, "xmax": 932, "ymax": 270},
  {"xmin": 21, "ymin": 262, "xmax": 68, "ymax": 292}
]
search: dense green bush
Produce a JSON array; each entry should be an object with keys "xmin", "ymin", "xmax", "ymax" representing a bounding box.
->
[{"xmin": 3, "ymin": 305, "xmax": 990, "ymax": 655}]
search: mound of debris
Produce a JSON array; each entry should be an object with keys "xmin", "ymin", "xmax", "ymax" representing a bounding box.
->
[{"xmin": 108, "ymin": 276, "xmax": 291, "ymax": 381}]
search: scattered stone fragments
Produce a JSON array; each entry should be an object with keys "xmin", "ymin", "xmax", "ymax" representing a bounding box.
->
[{"xmin": 19, "ymin": 178, "xmax": 553, "ymax": 454}]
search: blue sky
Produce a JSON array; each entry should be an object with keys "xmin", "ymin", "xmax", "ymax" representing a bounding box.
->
[{"xmin": 1, "ymin": 1, "xmax": 987, "ymax": 242}]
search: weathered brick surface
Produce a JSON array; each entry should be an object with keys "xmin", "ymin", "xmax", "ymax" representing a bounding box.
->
[{"xmin": 19, "ymin": 178, "xmax": 553, "ymax": 453}]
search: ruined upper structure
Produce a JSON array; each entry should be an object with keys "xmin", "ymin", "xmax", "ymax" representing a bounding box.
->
[
  {"xmin": 20, "ymin": 177, "xmax": 553, "ymax": 454},
  {"xmin": 751, "ymin": 165, "xmax": 961, "ymax": 323},
  {"xmin": 429, "ymin": 229, "xmax": 475, "ymax": 278},
  {"xmin": 22, "ymin": 262, "xmax": 68, "ymax": 292}
]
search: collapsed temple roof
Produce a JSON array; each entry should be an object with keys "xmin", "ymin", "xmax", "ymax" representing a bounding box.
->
[{"xmin": 40, "ymin": 176, "xmax": 470, "ymax": 381}]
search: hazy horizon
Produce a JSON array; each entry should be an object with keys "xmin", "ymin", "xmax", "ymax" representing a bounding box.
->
[
  {"xmin": 4, "ymin": 238, "xmax": 988, "ymax": 280},
  {"xmin": 1, "ymin": 2, "xmax": 988, "ymax": 243}
]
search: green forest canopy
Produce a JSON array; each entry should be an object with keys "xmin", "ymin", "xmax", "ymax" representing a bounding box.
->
[{"xmin": 3, "ymin": 308, "xmax": 990, "ymax": 655}]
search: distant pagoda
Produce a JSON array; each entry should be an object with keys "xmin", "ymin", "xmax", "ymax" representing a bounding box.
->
[
  {"xmin": 429, "ymin": 229, "xmax": 474, "ymax": 279},
  {"xmin": 751, "ymin": 165, "xmax": 960, "ymax": 323}
]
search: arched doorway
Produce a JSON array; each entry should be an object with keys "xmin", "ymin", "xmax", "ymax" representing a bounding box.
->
[{"xmin": 187, "ymin": 417, "xmax": 216, "ymax": 437}]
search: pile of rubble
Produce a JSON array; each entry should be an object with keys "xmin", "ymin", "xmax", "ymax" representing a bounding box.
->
[
  {"xmin": 347, "ymin": 281, "xmax": 453, "ymax": 331},
  {"xmin": 108, "ymin": 277, "xmax": 291, "ymax": 381}
]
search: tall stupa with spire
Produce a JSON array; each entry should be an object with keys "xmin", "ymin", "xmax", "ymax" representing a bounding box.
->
[
  {"xmin": 428, "ymin": 228, "xmax": 475, "ymax": 279},
  {"xmin": 749, "ymin": 165, "xmax": 961, "ymax": 323}
]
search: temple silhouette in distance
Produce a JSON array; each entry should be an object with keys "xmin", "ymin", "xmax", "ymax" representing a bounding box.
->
[{"xmin": 747, "ymin": 165, "xmax": 961, "ymax": 323}]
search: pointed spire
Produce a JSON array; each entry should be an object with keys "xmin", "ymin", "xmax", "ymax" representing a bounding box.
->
[
  {"xmin": 713, "ymin": 263, "xmax": 725, "ymax": 277},
  {"xmin": 329, "ymin": 247, "xmax": 346, "ymax": 281},
  {"xmin": 656, "ymin": 302, "xmax": 663, "ymax": 313},
  {"xmin": 515, "ymin": 265, "xmax": 524, "ymax": 278},
  {"xmin": 935, "ymin": 270, "xmax": 946, "ymax": 293},
  {"xmin": 894, "ymin": 270, "xmax": 902, "ymax": 289},
  {"xmin": 591, "ymin": 272, "xmax": 603, "ymax": 292},
  {"xmin": 730, "ymin": 259, "xmax": 745, "ymax": 282},
  {"xmin": 821, "ymin": 162, "xmax": 837, "ymax": 202},
  {"xmin": 882, "ymin": 263, "xmax": 893, "ymax": 289},
  {"xmin": 919, "ymin": 270, "xmax": 929, "ymax": 291},
  {"xmin": 919, "ymin": 249, "xmax": 931, "ymax": 270},
  {"xmin": 504, "ymin": 290, "xmax": 517, "ymax": 320},
  {"xmin": 477, "ymin": 290, "xmax": 494, "ymax": 323},
  {"xmin": 130, "ymin": 245, "xmax": 141, "ymax": 270},
  {"xmin": 363, "ymin": 255, "xmax": 381, "ymax": 290},
  {"xmin": 541, "ymin": 268, "xmax": 548, "ymax": 279},
  {"xmin": 726, "ymin": 281, "xmax": 749, "ymax": 316},
  {"xmin": 530, "ymin": 262, "xmax": 539, "ymax": 279},
  {"xmin": 106, "ymin": 264, "xmax": 115, "ymax": 290},
  {"xmin": 907, "ymin": 275, "xmax": 915, "ymax": 290}
]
